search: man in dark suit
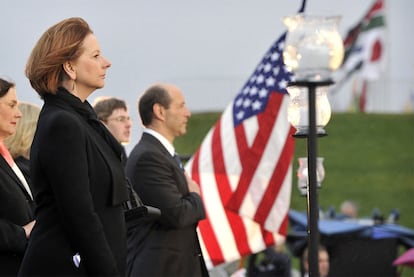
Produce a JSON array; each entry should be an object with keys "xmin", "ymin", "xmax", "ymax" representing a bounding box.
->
[{"xmin": 125, "ymin": 83, "xmax": 209, "ymax": 276}]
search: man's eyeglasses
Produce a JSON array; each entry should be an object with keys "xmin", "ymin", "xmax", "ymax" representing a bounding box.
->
[{"xmin": 107, "ymin": 116, "xmax": 132, "ymax": 123}]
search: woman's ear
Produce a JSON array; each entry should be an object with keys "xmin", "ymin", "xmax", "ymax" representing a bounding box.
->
[{"xmin": 62, "ymin": 61, "xmax": 76, "ymax": 80}]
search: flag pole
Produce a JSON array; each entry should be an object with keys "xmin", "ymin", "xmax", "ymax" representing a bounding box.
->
[
  {"xmin": 306, "ymin": 81, "xmax": 320, "ymax": 277},
  {"xmin": 290, "ymin": 79, "xmax": 333, "ymax": 277}
]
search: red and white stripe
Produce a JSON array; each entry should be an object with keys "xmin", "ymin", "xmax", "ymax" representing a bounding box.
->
[{"xmin": 186, "ymin": 92, "xmax": 295, "ymax": 268}]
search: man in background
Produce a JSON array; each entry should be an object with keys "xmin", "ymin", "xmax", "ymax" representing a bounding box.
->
[
  {"xmin": 339, "ymin": 200, "xmax": 359, "ymax": 219},
  {"xmin": 93, "ymin": 97, "xmax": 132, "ymax": 164},
  {"xmin": 125, "ymin": 83, "xmax": 208, "ymax": 276}
]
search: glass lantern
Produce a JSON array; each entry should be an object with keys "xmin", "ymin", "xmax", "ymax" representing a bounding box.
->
[
  {"xmin": 287, "ymin": 84, "xmax": 332, "ymax": 136},
  {"xmin": 282, "ymin": 14, "xmax": 344, "ymax": 81},
  {"xmin": 297, "ymin": 157, "xmax": 325, "ymax": 196}
]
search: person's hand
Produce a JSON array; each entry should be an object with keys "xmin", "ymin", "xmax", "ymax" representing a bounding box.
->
[
  {"xmin": 22, "ymin": 220, "xmax": 36, "ymax": 239},
  {"xmin": 185, "ymin": 172, "xmax": 201, "ymax": 195}
]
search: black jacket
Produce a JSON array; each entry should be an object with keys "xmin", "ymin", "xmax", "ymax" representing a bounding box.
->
[
  {"xmin": 18, "ymin": 88, "xmax": 128, "ymax": 276},
  {"xmin": 125, "ymin": 132, "xmax": 208, "ymax": 276},
  {"xmin": 0, "ymin": 156, "xmax": 35, "ymax": 275}
]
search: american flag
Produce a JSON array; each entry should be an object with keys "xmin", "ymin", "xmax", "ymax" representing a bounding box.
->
[{"xmin": 185, "ymin": 32, "xmax": 296, "ymax": 268}]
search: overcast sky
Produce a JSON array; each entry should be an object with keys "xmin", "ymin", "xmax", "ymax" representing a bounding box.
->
[{"xmin": 1, "ymin": 0, "xmax": 412, "ymax": 149}]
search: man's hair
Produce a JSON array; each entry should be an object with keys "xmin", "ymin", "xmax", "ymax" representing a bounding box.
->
[
  {"xmin": 340, "ymin": 200, "xmax": 359, "ymax": 217},
  {"xmin": 93, "ymin": 97, "xmax": 127, "ymax": 122},
  {"xmin": 138, "ymin": 84, "xmax": 171, "ymax": 126}
]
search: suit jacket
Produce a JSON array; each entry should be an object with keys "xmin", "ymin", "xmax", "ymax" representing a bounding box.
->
[
  {"xmin": 125, "ymin": 132, "xmax": 208, "ymax": 276},
  {"xmin": 0, "ymin": 156, "xmax": 35, "ymax": 275},
  {"xmin": 18, "ymin": 88, "xmax": 128, "ymax": 276}
]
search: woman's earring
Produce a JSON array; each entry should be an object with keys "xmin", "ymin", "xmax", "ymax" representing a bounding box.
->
[{"xmin": 72, "ymin": 80, "xmax": 77, "ymax": 93}]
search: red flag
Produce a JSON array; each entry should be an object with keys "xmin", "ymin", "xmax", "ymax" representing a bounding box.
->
[{"xmin": 185, "ymin": 31, "xmax": 296, "ymax": 268}]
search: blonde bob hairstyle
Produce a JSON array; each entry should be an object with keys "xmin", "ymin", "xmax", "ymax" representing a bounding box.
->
[{"xmin": 4, "ymin": 102, "xmax": 41, "ymax": 159}]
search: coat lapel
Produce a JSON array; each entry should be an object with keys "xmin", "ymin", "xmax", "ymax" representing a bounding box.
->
[
  {"xmin": 79, "ymin": 118, "xmax": 128, "ymax": 206},
  {"xmin": 0, "ymin": 156, "xmax": 32, "ymax": 200},
  {"xmin": 142, "ymin": 133, "xmax": 188, "ymax": 193}
]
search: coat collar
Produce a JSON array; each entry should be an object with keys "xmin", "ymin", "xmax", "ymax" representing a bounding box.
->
[
  {"xmin": 44, "ymin": 88, "xmax": 125, "ymax": 162},
  {"xmin": 43, "ymin": 88, "xmax": 128, "ymax": 205}
]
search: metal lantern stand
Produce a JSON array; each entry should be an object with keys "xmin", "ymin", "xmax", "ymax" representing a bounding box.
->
[{"xmin": 289, "ymin": 79, "xmax": 333, "ymax": 277}]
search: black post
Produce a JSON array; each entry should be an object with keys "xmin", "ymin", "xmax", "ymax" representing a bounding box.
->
[
  {"xmin": 288, "ymin": 79, "xmax": 333, "ymax": 277},
  {"xmin": 307, "ymin": 83, "xmax": 319, "ymax": 277}
]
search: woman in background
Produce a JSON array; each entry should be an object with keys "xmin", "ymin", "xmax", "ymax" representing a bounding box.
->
[
  {"xmin": 0, "ymin": 78, "xmax": 36, "ymax": 275},
  {"xmin": 18, "ymin": 17, "xmax": 129, "ymax": 276},
  {"xmin": 4, "ymin": 102, "xmax": 40, "ymax": 183}
]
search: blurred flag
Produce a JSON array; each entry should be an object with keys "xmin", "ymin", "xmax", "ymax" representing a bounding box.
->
[
  {"xmin": 338, "ymin": 0, "xmax": 386, "ymax": 82},
  {"xmin": 332, "ymin": 0, "xmax": 386, "ymax": 112},
  {"xmin": 184, "ymin": 1, "xmax": 302, "ymax": 267}
]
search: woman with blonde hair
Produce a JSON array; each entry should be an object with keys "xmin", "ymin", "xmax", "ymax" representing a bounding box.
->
[{"xmin": 4, "ymin": 102, "xmax": 40, "ymax": 182}]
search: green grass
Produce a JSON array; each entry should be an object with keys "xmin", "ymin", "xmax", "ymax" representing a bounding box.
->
[
  {"xmin": 175, "ymin": 112, "xmax": 414, "ymax": 276},
  {"xmin": 293, "ymin": 113, "xmax": 414, "ymax": 227}
]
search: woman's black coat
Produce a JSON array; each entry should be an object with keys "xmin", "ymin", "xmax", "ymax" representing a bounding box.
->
[
  {"xmin": 18, "ymin": 89, "xmax": 128, "ymax": 276},
  {"xmin": 0, "ymin": 156, "xmax": 35, "ymax": 275}
]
